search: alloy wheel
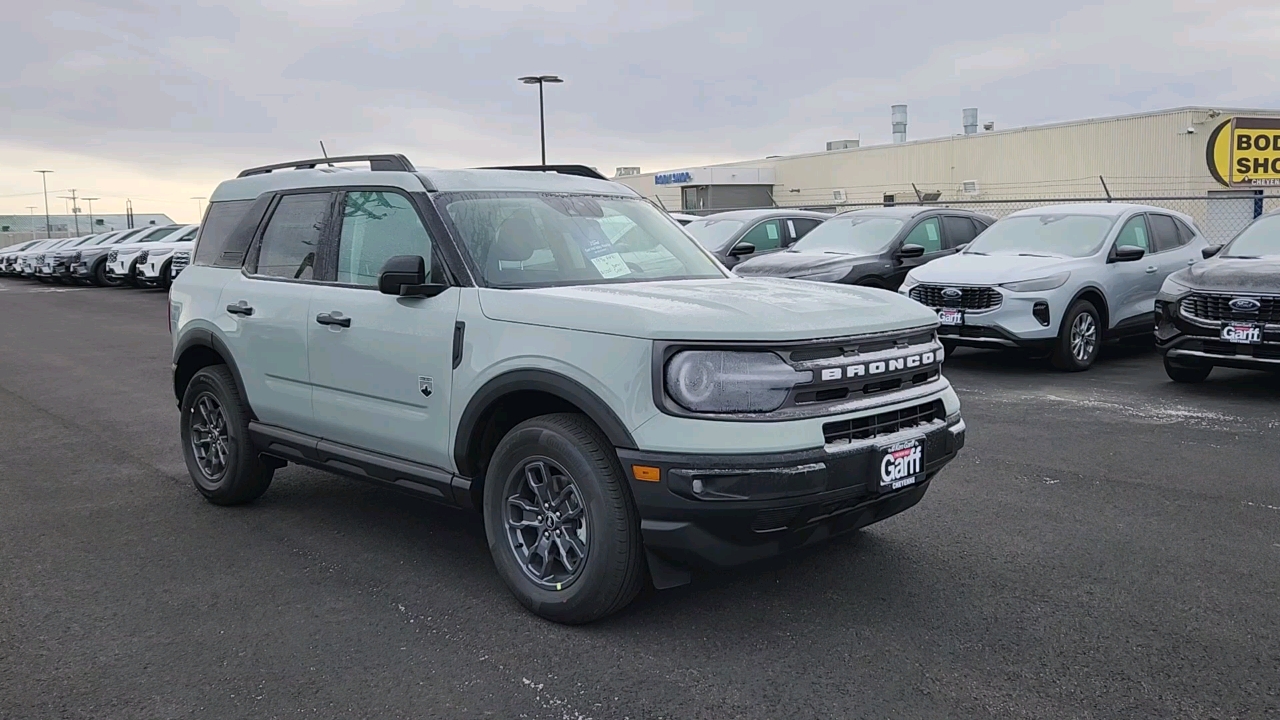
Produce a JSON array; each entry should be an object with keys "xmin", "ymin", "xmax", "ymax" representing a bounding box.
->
[
  {"xmin": 504, "ymin": 458, "xmax": 589, "ymax": 590},
  {"xmin": 1070, "ymin": 312, "xmax": 1097, "ymax": 362},
  {"xmin": 189, "ymin": 393, "xmax": 231, "ymax": 480}
]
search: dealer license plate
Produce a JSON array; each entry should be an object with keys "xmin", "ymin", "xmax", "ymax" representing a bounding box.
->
[
  {"xmin": 938, "ymin": 309, "xmax": 964, "ymax": 326},
  {"xmin": 878, "ymin": 438, "xmax": 924, "ymax": 492},
  {"xmin": 1221, "ymin": 323, "xmax": 1262, "ymax": 345}
]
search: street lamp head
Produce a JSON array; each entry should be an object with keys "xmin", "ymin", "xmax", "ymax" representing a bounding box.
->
[{"xmin": 519, "ymin": 75, "xmax": 563, "ymax": 84}]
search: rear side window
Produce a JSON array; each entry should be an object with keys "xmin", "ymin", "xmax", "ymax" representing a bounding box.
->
[
  {"xmin": 193, "ymin": 200, "xmax": 255, "ymax": 267},
  {"xmin": 251, "ymin": 193, "xmax": 332, "ymax": 280},
  {"xmin": 790, "ymin": 218, "xmax": 822, "ymax": 239},
  {"xmin": 942, "ymin": 215, "xmax": 978, "ymax": 248},
  {"xmin": 1148, "ymin": 214, "xmax": 1181, "ymax": 253},
  {"xmin": 1173, "ymin": 218, "xmax": 1197, "ymax": 245}
]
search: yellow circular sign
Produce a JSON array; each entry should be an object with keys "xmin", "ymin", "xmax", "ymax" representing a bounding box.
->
[{"xmin": 1207, "ymin": 117, "xmax": 1280, "ymax": 187}]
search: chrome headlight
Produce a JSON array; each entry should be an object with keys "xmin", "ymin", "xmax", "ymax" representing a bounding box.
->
[
  {"xmin": 1000, "ymin": 271, "xmax": 1070, "ymax": 293},
  {"xmin": 149, "ymin": 248, "xmax": 174, "ymax": 258},
  {"xmin": 1158, "ymin": 275, "xmax": 1192, "ymax": 299},
  {"xmin": 665, "ymin": 351, "xmax": 811, "ymax": 413}
]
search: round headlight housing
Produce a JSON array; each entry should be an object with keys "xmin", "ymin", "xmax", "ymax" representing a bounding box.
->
[{"xmin": 665, "ymin": 351, "xmax": 811, "ymax": 413}]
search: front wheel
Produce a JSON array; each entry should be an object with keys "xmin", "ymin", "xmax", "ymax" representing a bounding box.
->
[
  {"xmin": 483, "ymin": 413, "xmax": 644, "ymax": 624},
  {"xmin": 1164, "ymin": 356, "xmax": 1212, "ymax": 383},
  {"xmin": 93, "ymin": 260, "xmax": 120, "ymax": 287},
  {"xmin": 158, "ymin": 261, "xmax": 173, "ymax": 290},
  {"xmin": 180, "ymin": 365, "xmax": 274, "ymax": 505},
  {"xmin": 1051, "ymin": 300, "xmax": 1101, "ymax": 371}
]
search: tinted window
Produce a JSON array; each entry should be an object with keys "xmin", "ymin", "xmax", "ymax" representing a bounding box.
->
[
  {"xmin": 336, "ymin": 191, "xmax": 432, "ymax": 287},
  {"xmin": 739, "ymin": 220, "xmax": 785, "ymax": 252},
  {"xmin": 790, "ymin": 218, "xmax": 822, "ymax": 239},
  {"xmin": 942, "ymin": 216, "xmax": 978, "ymax": 248},
  {"xmin": 903, "ymin": 217, "xmax": 943, "ymax": 253},
  {"xmin": 193, "ymin": 200, "xmax": 255, "ymax": 267},
  {"xmin": 253, "ymin": 194, "xmax": 330, "ymax": 280},
  {"xmin": 1148, "ymin": 214, "xmax": 1181, "ymax": 253},
  {"xmin": 1115, "ymin": 215, "xmax": 1150, "ymax": 252},
  {"xmin": 1173, "ymin": 218, "xmax": 1197, "ymax": 245}
]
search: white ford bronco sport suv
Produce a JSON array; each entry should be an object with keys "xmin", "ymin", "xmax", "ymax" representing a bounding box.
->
[{"xmin": 170, "ymin": 154, "xmax": 965, "ymax": 623}]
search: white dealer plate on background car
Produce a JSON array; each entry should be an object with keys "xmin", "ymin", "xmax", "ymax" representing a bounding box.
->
[
  {"xmin": 1221, "ymin": 323, "xmax": 1262, "ymax": 345},
  {"xmin": 878, "ymin": 438, "xmax": 924, "ymax": 491},
  {"xmin": 938, "ymin": 309, "xmax": 964, "ymax": 326}
]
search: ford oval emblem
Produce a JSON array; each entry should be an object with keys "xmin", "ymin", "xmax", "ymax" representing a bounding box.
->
[
  {"xmin": 941, "ymin": 288, "xmax": 963, "ymax": 299},
  {"xmin": 1229, "ymin": 297, "xmax": 1262, "ymax": 312}
]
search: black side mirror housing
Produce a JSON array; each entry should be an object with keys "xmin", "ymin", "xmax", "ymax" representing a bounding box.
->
[
  {"xmin": 897, "ymin": 243, "xmax": 926, "ymax": 259},
  {"xmin": 378, "ymin": 255, "xmax": 447, "ymax": 297},
  {"xmin": 1202, "ymin": 245, "xmax": 1223, "ymax": 259},
  {"xmin": 1111, "ymin": 245, "xmax": 1146, "ymax": 263},
  {"xmin": 728, "ymin": 241, "xmax": 756, "ymax": 257}
]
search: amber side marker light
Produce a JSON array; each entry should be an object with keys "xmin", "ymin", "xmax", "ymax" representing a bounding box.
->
[{"xmin": 632, "ymin": 465, "xmax": 661, "ymax": 482}]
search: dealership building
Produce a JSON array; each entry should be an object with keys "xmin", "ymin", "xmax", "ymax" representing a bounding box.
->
[{"xmin": 615, "ymin": 106, "xmax": 1280, "ymax": 242}]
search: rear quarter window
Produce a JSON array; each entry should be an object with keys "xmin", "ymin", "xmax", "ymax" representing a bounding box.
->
[{"xmin": 193, "ymin": 200, "xmax": 256, "ymax": 268}]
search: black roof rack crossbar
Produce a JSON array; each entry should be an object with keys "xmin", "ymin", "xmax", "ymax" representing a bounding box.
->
[
  {"xmin": 480, "ymin": 165, "xmax": 608, "ymax": 181},
  {"xmin": 238, "ymin": 154, "xmax": 416, "ymax": 178}
]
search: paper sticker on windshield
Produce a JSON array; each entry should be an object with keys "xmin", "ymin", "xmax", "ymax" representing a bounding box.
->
[{"xmin": 590, "ymin": 253, "xmax": 631, "ymax": 278}]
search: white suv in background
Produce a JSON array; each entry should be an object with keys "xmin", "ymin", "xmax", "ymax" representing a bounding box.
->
[
  {"xmin": 135, "ymin": 224, "xmax": 198, "ymax": 289},
  {"xmin": 105, "ymin": 224, "xmax": 186, "ymax": 286}
]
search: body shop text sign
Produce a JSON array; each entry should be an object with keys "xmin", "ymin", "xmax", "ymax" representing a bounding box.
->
[{"xmin": 1208, "ymin": 117, "xmax": 1280, "ymax": 187}]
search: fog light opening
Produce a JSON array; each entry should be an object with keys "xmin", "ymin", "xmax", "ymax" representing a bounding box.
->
[{"xmin": 1032, "ymin": 302, "xmax": 1051, "ymax": 327}]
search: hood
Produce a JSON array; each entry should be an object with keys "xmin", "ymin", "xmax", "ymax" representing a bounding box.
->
[
  {"xmin": 478, "ymin": 277, "xmax": 937, "ymax": 341},
  {"xmin": 733, "ymin": 250, "xmax": 868, "ymax": 279},
  {"xmin": 1177, "ymin": 257, "xmax": 1280, "ymax": 293},
  {"xmin": 909, "ymin": 252, "xmax": 1075, "ymax": 285}
]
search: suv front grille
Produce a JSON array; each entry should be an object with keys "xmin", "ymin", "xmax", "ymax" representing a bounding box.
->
[
  {"xmin": 171, "ymin": 251, "xmax": 190, "ymax": 277},
  {"xmin": 910, "ymin": 285, "xmax": 1003, "ymax": 311},
  {"xmin": 108, "ymin": 250, "xmax": 118, "ymax": 263},
  {"xmin": 822, "ymin": 400, "xmax": 945, "ymax": 445},
  {"xmin": 136, "ymin": 250, "xmax": 149, "ymax": 264},
  {"xmin": 1180, "ymin": 293, "xmax": 1280, "ymax": 324},
  {"xmin": 34, "ymin": 253, "xmax": 46, "ymax": 265}
]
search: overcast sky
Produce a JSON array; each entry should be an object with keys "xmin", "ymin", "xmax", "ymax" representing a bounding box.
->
[{"xmin": 3, "ymin": 0, "xmax": 1279, "ymax": 223}]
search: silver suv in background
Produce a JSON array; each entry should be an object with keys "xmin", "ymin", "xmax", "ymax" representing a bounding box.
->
[
  {"xmin": 683, "ymin": 209, "xmax": 829, "ymax": 269},
  {"xmin": 901, "ymin": 204, "xmax": 1207, "ymax": 370},
  {"xmin": 170, "ymin": 154, "xmax": 964, "ymax": 623}
]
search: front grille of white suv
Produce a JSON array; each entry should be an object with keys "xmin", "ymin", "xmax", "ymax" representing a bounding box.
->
[
  {"xmin": 136, "ymin": 250, "xmax": 149, "ymax": 264},
  {"xmin": 910, "ymin": 285, "xmax": 1003, "ymax": 311},
  {"xmin": 108, "ymin": 250, "xmax": 119, "ymax": 263},
  {"xmin": 171, "ymin": 251, "xmax": 190, "ymax": 277}
]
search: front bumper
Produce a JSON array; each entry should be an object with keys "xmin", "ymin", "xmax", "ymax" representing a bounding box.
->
[
  {"xmin": 1156, "ymin": 299, "xmax": 1280, "ymax": 371},
  {"xmin": 136, "ymin": 257, "xmax": 170, "ymax": 283},
  {"xmin": 621, "ymin": 414, "xmax": 965, "ymax": 569},
  {"xmin": 908, "ymin": 286, "xmax": 1065, "ymax": 350}
]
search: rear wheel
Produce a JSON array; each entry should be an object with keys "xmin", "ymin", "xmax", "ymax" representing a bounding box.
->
[
  {"xmin": 1164, "ymin": 356, "xmax": 1212, "ymax": 383},
  {"xmin": 180, "ymin": 365, "xmax": 274, "ymax": 505},
  {"xmin": 483, "ymin": 413, "xmax": 644, "ymax": 624},
  {"xmin": 1051, "ymin": 300, "xmax": 1101, "ymax": 371}
]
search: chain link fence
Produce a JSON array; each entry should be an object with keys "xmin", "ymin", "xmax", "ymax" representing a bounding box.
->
[{"xmin": 676, "ymin": 194, "xmax": 1280, "ymax": 247}]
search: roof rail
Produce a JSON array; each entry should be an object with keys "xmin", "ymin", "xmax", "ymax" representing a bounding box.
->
[
  {"xmin": 237, "ymin": 154, "xmax": 416, "ymax": 178},
  {"xmin": 480, "ymin": 165, "xmax": 609, "ymax": 181}
]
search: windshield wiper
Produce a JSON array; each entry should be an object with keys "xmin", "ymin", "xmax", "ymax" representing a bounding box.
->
[
  {"xmin": 965, "ymin": 251, "xmax": 988, "ymax": 256},
  {"xmin": 1016, "ymin": 252, "xmax": 1063, "ymax": 258},
  {"xmin": 1224, "ymin": 255, "xmax": 1261, "ymax": 259}
]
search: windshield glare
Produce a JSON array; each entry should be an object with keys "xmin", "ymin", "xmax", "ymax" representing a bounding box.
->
[
  {"xmin": 789, "ymin": 216, "xmax": 904, "ymax": 255},
  {"xmin": 966, "ymin": 214, "xmax": 1116, "ymax": 258},
  {"xmin": 443, "ymin": 194, "xmax": 726, "ymax": 288},
  {"xmin": 1223, "ymin": 215, "xmax": 1280, "ymax": 257},
  {"xmin": 684, "ymin": 218, "xmax": 745, "ymax": 250}
]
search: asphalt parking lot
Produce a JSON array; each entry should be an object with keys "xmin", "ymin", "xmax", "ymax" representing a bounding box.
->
[{"xmin": 2, "ymin": 276, "xmax": 1278, "ymax": 720}]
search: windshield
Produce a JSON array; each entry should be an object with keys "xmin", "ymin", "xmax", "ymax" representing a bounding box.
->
[
  {"xmin": 135, "ymin": 226, "xmax": 181, "ymax": 243},
  {"xmin": 684, "ymin": 218, "xmax": 745, "ymax": 250},
  {"xmin": 789, "ymin": 216, "xmax": 904, "ymax": 255},
  {"xmin": 1222, "ymin": 214, "xmax": 1280, "ymax": 258},
  {"xmin": 442, "ymin": 193, "xmax": 725, "ymax": 288},
  {"xmin": 966, "ymin": 214, "xmax": 1116, "ymax": 258}
]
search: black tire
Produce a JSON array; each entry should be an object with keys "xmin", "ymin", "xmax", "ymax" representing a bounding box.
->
[
  {"xmin": 92, "ymin": 259, "xmax": 119, "ymax": 287},
  {"xmin": 483, "ymin": 413, "xmax": 644, "ymax": 624},
  {"xmin": 1164, "ymin": 356, "xmax": 1212, "ymax": 383},
  {"xmin": 1051, "ymin": 299, "xmax": 1101, "ymax": 371},
  {"xmin": 179, "ymin": 365, "xmax": 274, "ymax": 506},
  {"xmin": 941, "ymin": 339, "xmax": 959, "ymax": 358},
  {"xmin": 159, "ymin": 261, "xmax": 173, "ymax": 290}
]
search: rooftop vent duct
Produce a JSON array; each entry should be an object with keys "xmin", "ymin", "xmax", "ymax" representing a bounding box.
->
[
  {"xmin": 963, "ymin": 108, "xmax": 978, "ymax": 135},
  {"xmin": 615, "ymin": 166, "xmax": 641, "ymax": 177},
  {"xmin": 826, "ymin": 139, "xmax": 860, "ymax": 151},
  {"xmin": 892, "ymin": 105, "xmax": 908, "ymax": 143}
]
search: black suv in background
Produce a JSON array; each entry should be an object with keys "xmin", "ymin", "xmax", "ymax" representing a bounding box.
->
[
  {"xmin": 1157, "ymin": 210, "xmax": 1280, "ymax": 382},
  {"xmin": 732, "ymin": 206, "xmax": 994, "ymax": 289},
  {"xmin": 682, "ymin": 209, "xmax": 830, "ymax": 269}
]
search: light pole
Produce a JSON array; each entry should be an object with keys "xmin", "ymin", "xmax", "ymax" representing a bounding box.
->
[
  {"xmin": 518, "ymin": 75, "xmax": 563, "ymax": 165},
  {"xmin": 82, "ymin": 197, "xmax": 99, "ymax": 232},
  {"xmin": 191, "ymin": 196, "xmax": 206, "ymax": 219},
  {"xmin": 59, "ymin": 189, "xmax": 81, "ymax": 235},
  {"xmin": 34, "ymin": 170, "xmax": 53, "ymax": 237},
  {"xmin": 26, "ymin": 206, "xmax": 38, "ymax": 241}
]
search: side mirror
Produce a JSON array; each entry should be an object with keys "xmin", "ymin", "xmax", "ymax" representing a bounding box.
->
[
  {"xmin": 1202, "ymin": 245, "xmax": 1223, "ymax": 259},
  {"xmin": 378, "ymin": 255, "xmax": 446, "ymax": 297},
  {"xmin": 896, "ymin": 243, "xmax": 926, "ymax": 259},
  {"xmin": 1111, "ymin": 245, "xmax": 1146, "ymax": 263},
  {"xmin": 728, "ymin": 241, "xmax": 756, "ymax": 257}
]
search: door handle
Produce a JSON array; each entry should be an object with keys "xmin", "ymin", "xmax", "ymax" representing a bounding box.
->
[
  {"xmin": 316, "ymin": 312, "xmax": 351, "ymax": 328},
  {"xmin": 226, "ymin": 301, "xmax": 254, "ymax": 316},
  {"xmin": 1144, "ymin": 266, "xmax": 1158, "ymax": 274}
]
